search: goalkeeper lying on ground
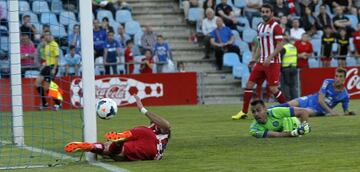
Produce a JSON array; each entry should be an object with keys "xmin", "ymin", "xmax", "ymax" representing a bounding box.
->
[{"xmin": 249, "ymin": 99, "xmax": 311, "ymax": 138}]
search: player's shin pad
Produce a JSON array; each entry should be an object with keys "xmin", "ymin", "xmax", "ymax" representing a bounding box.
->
[{"xmin": 105, "ymin": 130, "xmax": 133, "ymax": 142}]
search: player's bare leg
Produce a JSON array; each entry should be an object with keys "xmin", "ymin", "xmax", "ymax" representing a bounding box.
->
[{"xmin": 232, "ymin": 81, "xmax": 256, "ymax": 120}]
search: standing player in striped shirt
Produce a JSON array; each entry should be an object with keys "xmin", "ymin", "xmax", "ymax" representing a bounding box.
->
[{"xmin": 232, "ymin": 4, "xmax": 287, "ymax": 120}]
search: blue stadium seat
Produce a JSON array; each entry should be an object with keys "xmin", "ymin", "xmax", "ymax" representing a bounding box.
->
[
  {"xmin": 21, "ymin": 12, "xmax": 39, "ymax": 24},
  {"xmin": 0, "ymin": 1, "xmax": 7, "ymax": 19},
  {"xmin": 223, "ymin": 53, "xmax": 241, "ymax": 67},
  {"xmin": 232, "ymin": 65, "xmax": 242, "ymax": 78},
  {"xmin": 345, "ymin": 15, "xmax": 359, "ymax": 29},
  {"xmin": 116, "ymin": 10, "xmax": 133, "ymax": 24},
  {"xmin": 242, "ymin": 51, "xmax": 252, "ymax": 65},
  {"xmin": 331, "ymin": 43, "xmax": 338, "ymax": 52},
  {"xmin": 19, "ymin": 1, "xmax": 31, "ymax": 13},
  {"xmin": 110, "ymin": 21, "xmax": 120, "ymax": 34},
  {"xmin": 236, "ymin": 17, "xmax": 250, "ymax": 32},
  {"xmin": 59, "ymin": 11, "xmax": 77, "ymax": 26},
  {"xmin": 235, "ymin": 40, "xmax": 250, "ymax": 54},
  {"xmin": 0, "ymin": 36, "xmax": 8, "ymax": 51},
  {"xmin": 232, "ymin": 30, "xmax": 240, "ymax": 41},
  {"xmin": 242, "ymin": 28, "xmax": 257, "ymax": 43},
  {"xmin": 234, "ymin": 0, "xmax": 246, "ymax": 8},
  {"xmin": 347, "ymin": 57, "xmax": 357, "ymax": 66},
  {"xmin": 41, "ymin": 12, "xmax": 59, "ymax": 25},
  {"xmin": 188, "ymin": 8, "xmax": 203, "ymax": 22},
  {"xmin": 51, "ymin": 0, "xmax": 64, "ymax": 14},
  {"xmin": 97, "ymin": 10, "xmax": 115, "ymax": 22},
  {"xmin": 125, "ymin": 21, "xmax": 141, "ymax": 35},
  {"xmin": 251, "ymin": 17, "xmax": 263, "ymax": 30},
  {"xmin": 50, "ymin": 24, "xmax": 67, "ymax": 38},
  {"xmin": 349, "ymin": 37, "xmax": 355, "ymax": 52},
  {"xmin": 309, "ymin": 58, "xmax": 319, "ymax": 68},
  {"xmin": 33, "ymin": 23, "xmax": 43, "ymax": 33},
  {"xmin": 134, "ymin": 31, "xmax": 144, "ymax": 47},
  {"xmin": 311, "ymin": 39, "xmax": 321, "ymax": 57},
  {"xmin": 32, "ymin": 0, "xmax": 50, "ymax": 14},
  {"xmin": 331, "ymin": 58, "xmax": 338, "ymax": 67}
]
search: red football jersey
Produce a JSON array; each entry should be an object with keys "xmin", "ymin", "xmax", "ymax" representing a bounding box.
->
[{"xmin": 124, "ymin": 48, "xmax": 134, "ymax": 74}]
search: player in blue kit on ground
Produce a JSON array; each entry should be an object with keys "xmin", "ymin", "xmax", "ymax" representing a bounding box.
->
[{"xmin": 273, "ymin": 67, "xmax": 355, "ymax": 116}]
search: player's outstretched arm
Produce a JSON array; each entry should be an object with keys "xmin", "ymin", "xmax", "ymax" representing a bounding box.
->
[
  {"xmin": 318, "ymin": 93, "xmax": 339, "ymax": 116},
  {"xmin": 265, "ymin": 131, "xmax": 293, "ymax": 138},
  {"xmin": 134, "ymin": 96, "xmax": 171, "ymax": 133}
]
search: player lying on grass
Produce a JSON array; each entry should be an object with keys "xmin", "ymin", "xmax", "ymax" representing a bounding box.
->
[
  {"xmin": 64, "ymin": 96, "xmax": 171, "ymax": 161},
  {"xmin": 272, "ymin": 67, "xmax": 356, "ymax": 116},
  {"xmin": 250, "ymin": 99, "xmax": 311, "ymax": 138}
]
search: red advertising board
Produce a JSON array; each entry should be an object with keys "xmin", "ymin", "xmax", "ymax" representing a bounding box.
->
[
  {"xmin": 0, "ymin": 72, "xmax": 198, "ymax": 111},
  {"xmin": 300, "ymin": 67, "xmax": 360, "ymax": 99}
]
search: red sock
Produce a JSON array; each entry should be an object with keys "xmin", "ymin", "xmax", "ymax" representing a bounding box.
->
[
  {"xmin": 242, "ymin": 89, "xmax": 253, "ymax": 114},
  {"xmin": 91, "ymin": 142, "xmax": 105, "ymax": 154},
  {"xmin": 274, "ymin": 91, "xmax": 286, "ymax": 103}
]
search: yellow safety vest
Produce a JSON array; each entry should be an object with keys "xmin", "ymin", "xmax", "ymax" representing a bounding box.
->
[
  {"xmin": 282, "ymin": 43, "xmax": 298, "ymax": 68},
  {"xmin": 48, "ymin": 81, "xmax": 63, "ymax": 101}
]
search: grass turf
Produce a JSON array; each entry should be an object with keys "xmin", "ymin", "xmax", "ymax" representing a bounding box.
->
[{"xmin": 1, "ymin": 101, "xmax": 360, "ymax": 172}]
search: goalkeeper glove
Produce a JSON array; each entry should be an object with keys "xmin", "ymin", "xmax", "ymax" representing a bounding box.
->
[{"xmin": 291, "ymin": 122, "xmax": 311, "ymax": 137}]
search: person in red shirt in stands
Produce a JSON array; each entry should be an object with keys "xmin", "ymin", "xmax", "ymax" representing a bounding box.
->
[
  {"xmin": 294, "ymin": 33, "xmax": 313, "ymax": 68},
  {"xmin": 140, "ymin": 49, "xmax": 154, "ymax": 74},
  {"xmin": 124, "ymin": 40, "xmax": 134, "ymax": 74},
  {"xmin": 353, "ymin": 23, "xmax": 360, "ymax": 56}
]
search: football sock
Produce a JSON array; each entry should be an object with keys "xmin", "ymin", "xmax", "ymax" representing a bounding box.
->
[
  {"xmin": 274, "ymin": 91, "xmax": 286, "ymax": 103},
  {"xmin": 91, "ymin": 143, "xmax": 105, "ymax": 154},
  {"xmin": 242, "ymin": 89, "xmax": 253, "ymax": 114},
  {"xmin": 36, "ymin": 86, "xmax": 47, "ymax": 106}
]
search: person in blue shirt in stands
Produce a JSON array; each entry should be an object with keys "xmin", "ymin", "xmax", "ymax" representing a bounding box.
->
[
  {"xmin": 93, "ymin": 19, "xmax": 107, "ymax": 60},
  {"xmin": 210, "ymin": 17, "xmax": 240, "ymax": 70},
  {"xmin": 273, "ymin": 67, "xmax": 355, "ymax": 116},
  {"xmin": 153, "ymin": 35, "xmax": 171, "ymax": 73},
  {"xmin": 64, "ymin": 45, "xmax": 81, "ymax": 76},
  {"xmin": 104, "ymin": 31, "xmax": 121, "ymax": 75}
]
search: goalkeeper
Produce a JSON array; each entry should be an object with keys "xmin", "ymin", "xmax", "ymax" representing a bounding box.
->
[{"xmin": 249, "ymin": 99, "xmax": 311, "ymax": 138}]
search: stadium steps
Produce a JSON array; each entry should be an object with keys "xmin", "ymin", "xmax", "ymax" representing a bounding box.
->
[{"xmin": 128, "ymin": 0, "xmax": 243, "ymax": 104}]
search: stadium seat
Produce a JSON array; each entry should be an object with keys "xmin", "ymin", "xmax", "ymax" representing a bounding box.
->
[
  {"xmin": 95, "ymin": 57, "xmax": 105, "ymax": 75},
  {"xmin": 125, "ymin": 21, "xmax": 141, "ymax": 35},
  {"xmin": 116, "ymin": 10, "xmax": 133, "ymax": 24},
  {"xmin": 331, "ymin": 43, "xmax": 338, "ymax": 52},
  {"xmin": 110, "ymin": 21, "xmax": 120, "ymax": 34},
  {"xmin": 331, "ymin": 59, "xmax": 338, "ymax": 67},
  {"xmin": 24, "ymin": 70, "xmax": 40, "ymax": 78},
  {"xmin": 134, "ymin": 31, "xmax": 144, "ymax": 47},
  {"xmin": 117, "ymin": 56, "xmax": 125, "ymax": 74},
  {"xmin": 51, "ymin": 0, "xmax": 64, "ymax": 14},
  {"xmin": 0, "ymin": 36, "xmax": 8, "ymax": 51},
  {"xmin": 235, "ymin": 40, "xmax": 250, "ymax": 54},
  {"xmin": 97, "ymin": 10, "xmax": 115, "ymax": 22},
  {"xmin": 19, "ymin": 1, "xmax": 31, "ymax": 13},
  {"xmin": 242, "ymin": 28, "xmax": 257, "ymax": 43},
  {"xmin": 251, "ymin": 17, "xmax": 263, "ymax": 30},
  {"xmin": 236, "ymin": 17, "xmax": 250, "ymax": 32},
  {"xmin": 32, "ymin": 0, "xmax": 50, "ymax": 14},
  {"xmin": 0, "ymin": 1, "xmax": 7, "ymax": 19},
  {"xmin": 311, "ymin": 38, "xmax": 321, "ymax": 57},
  {"xmin": 234, "ymin": 0, "xmax": 246, "ymax": 8},
  {"xmin": 59, "ymin": 11, "xmax": 77, "ymax": 26},
  {"xmin": 345, "ymin": 15, "xmax": 359, "ymax": 29},
  {"xmin": 349, "ymin": 37, "xmax": 355, "ymax": 52},
  {"xmin": 50, "ymin": 24, "xmax": 67, "ymax": 38},
  {"xmin": 232, "ymin": 30, "xmax": 240, "ymax": 41},
  {"xmin": 347, "ymin": 57, "xmax": 357, "ymax": 66},
  {"xmin": 21, "ymin": 12, "xmax": 39, "ymax": 24},
  {"xmin": 33, "ymin": 23, "xmax": 43, "ymax": 34},
  {"xmin": 242, "ymin": 51, "xmax": 252, "ymax": 65},
  {"xmin": 216, "ymin": 0, "xmax": 234, "ymax": 6},
  {"xmin": 309, "ymin": 58, "xmax": 319, "ymax": 68},
  {"xmin": 223, "ymin": 53, "xmax": 241, "ymax": 67},
  {"xmin": 188, "ymin": 8, "xmax": 203, "ymax": 22},
  {"xmin": 41, "ymin": 12, "xmax": 59, "ymax": 25}
]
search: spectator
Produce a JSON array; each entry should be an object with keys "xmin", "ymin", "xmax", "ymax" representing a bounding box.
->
[
  {"xmin": 210, "ymin": 17, "xmax": 241, "ymax": 70},
  {"xmin": 203, "ymin": 0, "xmax": 215, "ymax": 11},
  {"xmin": 64, "ymin": 45, "xmax": 81, "ymax": 76},
  {"xmin": 103, "ymin": 31, "xmax": 121, "ymax": 75},
  {"xmin": 289, "ymin": 19, "xmax": 305, "ymax": 41},
  {"xmin": 93, "ymin": 19, "xmax": 107, "ymax": 60},
  {"xmin": 102, "ymin": 17, "xmax": 114, "ymax": 33},
  {"xmin": 183, "ymin": 0, "xmax": 204, "ymax": 20},
  {"xmin": 298, "ymin": 0, "xmax": 319, "ymax": 16},
  {"xmin": 202, "ymin": 8, "xmax": 218, "ymax": 59},
  {"xmin": 67, "ymin": 24, "xmax": 81, "ymax": 54},
  {"xmin": 294, "ymin": 33, "xmax": 313, "ymax": 68},
  {"xmin": 124, "ymin": 40, "xmax": 134, "ymax": 74},
  {"xmin": 279, "ymin": 16, "xmax": 290, "ymax": 36},
  {"xmin": 140, "ymin": 49, "xmax": 154, "ymax": 74},
  {"xmin": 335, "ymin": 28, "xmax": 349, "ymax": 67},
  {"xmin": 20, "ymin": 15, "xmax": 38, "ymax": 42},
  {"xmin": 321, "ymin": 25, "xmax": 335, "ymax": 67},
  {"xmin": 332, "ymin": 6, "xmax": 352, "ymax": 33},
  {"xmin": 273, "ymin": 0, "xmax": 289, "ymax": 18},
  {"xmin": 0, "ymin": 3, "xmax": 6, "ymax": 20},
  {"xmin": 92, "ymin": 0, "xmax": 116, "ymax": 17},
  {"xmin": 355, "ymin": 0, "xmax": 360, "ymax": 8},
  {"xmin": 243, "ymin": 0, "xmax": 262, "ymax": 22},
  {"xmin": 215, "ymin": 0, "xmax": 236, "ymax": 28},
  {"xmin": 301, "ymin": 6, "xmax": 319, "ymax": 35},
  {"xmin": 153, "ymin": 35, "xmax": 172, "ymax": 73},
  {"xmin": 141, "ymin": 24, "xmax": 157, "ymax": 54},
  {"xmin": 0, "ymin": 51, "xmax": 9, "ymax": 78},
  {"xmin": 114, "ymin": 0, "xmax": 132, "ymax": 12},
  {"xmin": 114, "ymin": 25, "xmax": 130, "ymax": 49},
  {"xmin": 177, "ymin": 61, "xmax": 186, "ymax": 72},
  {"xmin": 20, "ymin": 34, "xmax": 37, "ymax": 76},
  {"xmin": 353, "ymin": 23, "xmax": 360, "ymax": 57},
  {"xmin": 42, "ymin": 24, "xmax": 50, "ymax": 33},
  {"xmin": 317, "ymin": 4, "xmax": 334, "ymax": 31}
]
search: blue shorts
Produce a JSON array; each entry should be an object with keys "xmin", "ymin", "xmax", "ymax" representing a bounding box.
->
[{"xmin": 296, "ymin": 96, "xmax": 326, "ymax": 116}]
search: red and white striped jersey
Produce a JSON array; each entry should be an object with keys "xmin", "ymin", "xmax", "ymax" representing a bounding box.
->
[{"xmin": 257, "ymin": 18, "xmax": 284, "ymax": 64}]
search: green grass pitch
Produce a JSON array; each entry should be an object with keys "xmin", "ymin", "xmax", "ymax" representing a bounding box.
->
[{"xmin": 1, "ymin": 100, "xmax": 360, "ymax": 172}]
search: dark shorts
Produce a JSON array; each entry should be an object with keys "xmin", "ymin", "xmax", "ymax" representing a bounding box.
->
[{"xmin": 40, "ymin": 65, "xmax": 58, "ymax": 82}]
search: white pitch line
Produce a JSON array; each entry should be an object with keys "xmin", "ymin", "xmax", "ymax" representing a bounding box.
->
[{"xmin": 0, "ymin": 140, "xmax": 128, "ymax": 172}]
